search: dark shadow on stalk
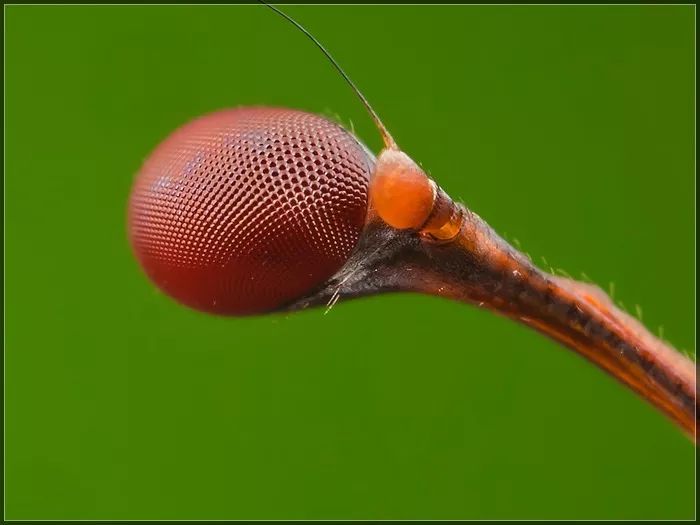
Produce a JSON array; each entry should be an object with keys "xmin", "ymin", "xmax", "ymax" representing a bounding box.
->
[{"xmin": 287, "ymin": 209, "xmax": 697, "ymax": 441}]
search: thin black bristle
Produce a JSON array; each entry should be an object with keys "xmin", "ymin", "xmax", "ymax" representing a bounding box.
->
[{"xmin": 259, "ymin": 1, "xmax": 397, "ymax": 149}]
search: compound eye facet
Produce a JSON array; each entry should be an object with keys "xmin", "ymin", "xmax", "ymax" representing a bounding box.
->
[{"xmin": 128, "ymin": 107, "xmax": 373, "ymax": 315}]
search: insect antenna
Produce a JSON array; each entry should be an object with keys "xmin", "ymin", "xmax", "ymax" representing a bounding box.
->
[{"xmin": 260, "ymin": 1, "xmax": 397, "ymax": 149}]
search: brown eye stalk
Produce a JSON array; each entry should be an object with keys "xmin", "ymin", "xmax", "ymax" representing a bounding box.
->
[{"xmin": 128, "ymin": 3, "xmax": 696, "ymax": 441}]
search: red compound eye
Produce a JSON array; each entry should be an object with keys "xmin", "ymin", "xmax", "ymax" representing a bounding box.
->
[{"xmin": 128, "ymin": 107, "xmax": 373, "ymax": 315}]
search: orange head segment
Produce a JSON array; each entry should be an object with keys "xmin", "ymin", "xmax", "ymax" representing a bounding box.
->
[
  {"xmin": 370, "ymin": 149, "xmax": 435, "ymax": 230},
  {"xmin": 370, "ymin": 148, "xmax": 464, "ymax": 240}
]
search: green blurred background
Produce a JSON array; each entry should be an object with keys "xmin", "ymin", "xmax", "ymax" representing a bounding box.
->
[{"xmin": 5, "ymin": 4, "xmax": 695, "ymax": 520}]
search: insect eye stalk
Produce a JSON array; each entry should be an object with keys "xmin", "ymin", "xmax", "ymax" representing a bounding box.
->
[{"xmin": 421, "ymin": 185, "xmax": 464, "ymax": 241}]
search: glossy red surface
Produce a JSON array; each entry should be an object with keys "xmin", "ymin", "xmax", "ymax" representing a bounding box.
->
[{"xmin": 128, "ymin": 107, "xmax": 372, "ymax": 315}]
